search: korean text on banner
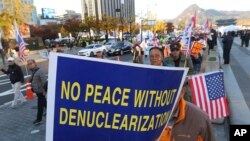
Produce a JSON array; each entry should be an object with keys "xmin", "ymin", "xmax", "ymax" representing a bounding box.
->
[{"xmin": 191, "ymin": 41, "xmax": 204, "ymax": 55}]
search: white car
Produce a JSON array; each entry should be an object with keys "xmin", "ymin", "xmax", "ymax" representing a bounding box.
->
[
  {"xmin": 78, "ymin": 44, "xmax": 107, "ymax": 57},
  {"xmin": 104, "ymin": 41, "xmax": 116, "ymax": 51}
]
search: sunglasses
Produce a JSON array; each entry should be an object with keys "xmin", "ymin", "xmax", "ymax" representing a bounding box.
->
[{"xmin": 171, "ymin": 48, "xmax": 180, "ymax": 52}]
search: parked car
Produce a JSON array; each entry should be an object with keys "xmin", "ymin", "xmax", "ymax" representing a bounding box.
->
[
  {"xmin": 104, "ymin": 41, "xmax": 116, "ymax": 51},
  {"xmin": 144, "ymin": 41, "xmax": 163, "ymax": 56},
  {"xmin": 107, "ymin": 41, "xmax": 133, "ymax": 56},
  {"xmin": 78, "ymin": 44, "xmax": 107, "ymax": 57}
]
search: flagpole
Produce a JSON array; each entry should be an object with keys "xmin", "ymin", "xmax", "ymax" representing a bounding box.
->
[
  {"xmin": 184, "ymin": 23, "xmax": 193, "ymax": 68},
  {"xmin": 184, "ymin": 38, "xmax": 190, "ymax": 68},
  {"xmin": 184, "ymin": 12, "xmax": 196, "ymax": 68},
  {"xmin": 24, "ymin": 58, "xmax": 29, "ymax": 76}
]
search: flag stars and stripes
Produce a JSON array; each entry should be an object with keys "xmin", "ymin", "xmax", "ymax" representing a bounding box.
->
[
  {"xmin": 14, "ymin": 20, "xmax": 26, "ymax": 62},
  {"xmin": 188, "ymin": 71, "xmax": 230, "ymax": 119}
]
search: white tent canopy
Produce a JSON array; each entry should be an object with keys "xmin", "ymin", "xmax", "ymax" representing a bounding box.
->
[{"xmin": 218, "ymin": 25, "xmax": 240, "ymax": 33}]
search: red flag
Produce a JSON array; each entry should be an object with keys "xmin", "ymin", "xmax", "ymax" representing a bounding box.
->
[
  {"xmin": 188, "ymin": 71, "xmax": 230, "ymax": 119},
  {"xmin": 191, "ymin": 12, "xmax": 196, "ymax": 29}
]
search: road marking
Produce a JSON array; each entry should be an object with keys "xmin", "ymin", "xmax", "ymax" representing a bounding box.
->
[
  {"xmin": 0, "ymin": 74, "xmax": 36, "ymax": 85},
  {"xmin": 0, "ymin": 84, "xmax": 27, "ymax": 97},
  {"xmin": 0, "ymin": 74, "xmax": 7, "ymax": 78}
]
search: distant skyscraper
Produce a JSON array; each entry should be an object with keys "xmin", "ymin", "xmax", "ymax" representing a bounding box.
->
[
  {"xmin": 81, "ymin": 0, "xmax": 135, "ymax": 20},
  {"xmin": 0, "ymin": 0, "xmax": 37, "ymax": 25}
]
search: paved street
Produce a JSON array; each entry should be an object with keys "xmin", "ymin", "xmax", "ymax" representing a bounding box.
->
[
  {"xmin": 229, "ymin": 37, "xmax": 250, "ymax": 108},
  {"xmin": 0, "ymin": 47, "xmax": 138, "ymax": 106}
]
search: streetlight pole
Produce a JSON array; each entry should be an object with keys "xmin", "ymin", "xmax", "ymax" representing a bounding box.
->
[
  {"xmin": 115, "ymin": 8, "xmax": 121, "ymax": 41},
  {"xmin": 129, "ymin": 18, "xmax": 132, "ymax": 42},
  {"xmin": 129, "ymin": 4, "xmax": 132, "ymax": 43},
  {"xmin": 120, "ymin": 0, "xmax": 124, "ymax": 41},
  {"xmin": 140, "ymin": 19, "xmax": 143, "ymax": 42},
  {"xmin": 121, "ymin": 3, "xmax": 124, "ymax": 41}
]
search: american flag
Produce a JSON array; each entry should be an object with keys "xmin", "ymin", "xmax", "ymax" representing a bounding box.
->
[
  {"xmin": 181, "ymin": 18, "xmax": 194, "ymax": 50},
  {"xmin": 203, "ymin": 20, "xmax": 210, "ymax": 33},
  {"xmin": 181, "ymin": 48, "xmax": 191, "ymax": 56},
  {"xmin": 14, "ymin": 20, "xmax": 26, "ymax": 62},
  {"xmin": 188, "ymin": 71, "xmax": 230, "ymax": 119}
]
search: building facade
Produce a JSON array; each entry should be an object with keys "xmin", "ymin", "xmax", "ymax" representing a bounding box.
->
[
  {"xmin": 216, "ymin": 19, "xmax": 237, "ymax": 27},
  {"xmin": 0, "ymin": 0, "xmax": 38, "ymax": 25},
  {"xmin": 81, "ymin": 0, "xmax": 135, "ymax": 21}
]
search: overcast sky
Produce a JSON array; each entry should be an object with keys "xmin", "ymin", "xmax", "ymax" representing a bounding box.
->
[{"xmin": 34, "ymin": 0, "xmax": 250, "ymax": 19}]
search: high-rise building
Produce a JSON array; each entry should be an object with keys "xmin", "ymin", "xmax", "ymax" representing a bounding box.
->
[
  {"xmin": 0, "ymin": 0, "xmax": 38, "ymax": 25},
  {"xmin": 81, "ymin": 0, "xmax": 135, "ymax": 21}
]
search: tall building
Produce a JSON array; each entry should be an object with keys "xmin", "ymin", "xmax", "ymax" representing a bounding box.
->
[
  {"xmin": 81, "ymin": 0, "xmax": 135, "ymax": 21},
  {"xmin": 0, "ymin": 0, "xmax": 38, "ymax": 25}
]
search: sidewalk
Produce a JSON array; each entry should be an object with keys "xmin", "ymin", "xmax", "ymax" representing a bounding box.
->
[
  {"xmin": 217, "ymin": 37, "xmax": 250, "ymax": 124},
  {"xmin": 203, "ymin": 44, "xmax": 229, "ymax": 141},
  {"xmin": 0, "ymin": 98, "xmax": 45, "ymax": 141},
  {"xmin": 213, "ymin": 37, "xmax": 250, "ymax": 141}
]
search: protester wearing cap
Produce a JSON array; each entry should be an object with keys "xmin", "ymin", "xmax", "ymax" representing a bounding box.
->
[
  {"xmin": 164, "ymin": 42, "xmax": 194, "ymax": 74},
  {"xmin": 1, "ymin": 57, "xmax": 26, "ymax": 108},
  {"xmin": 164, "ymin": 42, "xmax": 194, "ymax": 102}
]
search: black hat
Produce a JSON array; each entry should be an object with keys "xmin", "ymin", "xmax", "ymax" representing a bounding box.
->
[{"xmin": 170, "ymin": 42, "xmax": 181, "ymax": 50}]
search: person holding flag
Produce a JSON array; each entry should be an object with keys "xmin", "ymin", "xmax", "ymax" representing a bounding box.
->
[
  {"xmin": 148, "ymin": 47, "xmax": 216, "ymax": 141},
  {"xmin": 159, "ymin": 82, "xmax": 216, "ymax": 141},
  {"xmin": 1, "ymin": 56, "xmax": 26, "ymax": 108}
]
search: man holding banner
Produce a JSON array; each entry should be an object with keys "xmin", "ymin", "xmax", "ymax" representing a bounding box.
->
[{"xmin": 46, "ymin": 51, "xmax": 188, "ymax": 141}]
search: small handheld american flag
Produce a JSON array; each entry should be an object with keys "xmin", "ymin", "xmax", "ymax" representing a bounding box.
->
[
  {"xmin": 14, "ymin": 20, "xmax": 26, "ymax": 62},
  {"xmin": 188, "ymin": 71, "xmax": 230, "ymax": 119}
]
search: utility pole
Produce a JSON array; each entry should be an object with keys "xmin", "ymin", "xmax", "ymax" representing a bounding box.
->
[
  {"xmin": 121, "ymin": 2, "xmax": 124, "ymax": 41},
  {"xmin": 129, "ymin": 18, "xmax": 132, "ymax": 42},
  {"xmin": 129, "ymin": 4, "xmax": 132, "ymax": 43},
  {"xmin": 140, "ymin": 19, "xmax": 143, "ymax": 42}
]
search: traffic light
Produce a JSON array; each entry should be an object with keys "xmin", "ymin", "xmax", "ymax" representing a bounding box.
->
[{"xmin": 166, "ymin": 22, "xmax": 174, "ymax": 33}]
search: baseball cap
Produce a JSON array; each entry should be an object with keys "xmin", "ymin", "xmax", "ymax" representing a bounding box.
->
[
  {"xmin": 7, "ymin": 57, "xmax": 15, "ymax": 62},
  {"xmin": 170, "ymin": 42, "xmax": 181, "ymax": 51}
]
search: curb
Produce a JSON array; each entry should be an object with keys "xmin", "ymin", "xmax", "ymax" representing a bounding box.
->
[{"xmin": 217, "ymin": 38, "xmax": 250, "ymax": 125}]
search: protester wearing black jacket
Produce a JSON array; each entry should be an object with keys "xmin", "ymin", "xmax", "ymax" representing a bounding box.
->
[
  {"xmin": 222, "ymin": 32, "xmax": 234, "ymax": 64},
  {"xmin": 1, "ymin": 57, "xmax": 26, "ymax": 108}
]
